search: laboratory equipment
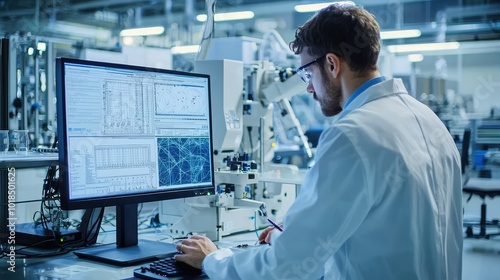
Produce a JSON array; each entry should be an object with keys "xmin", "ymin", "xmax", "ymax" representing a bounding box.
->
[
  {"xmin": 159, "ymin": 53, "xmax": 310, "ymax": 239},
  {"xmin": 159, "ymin": 10, "xmax": 311, "ymax": 238},
  {"xmin": 0, "ymin": 130, "xmax": 8, "ymax": 153},
  {"xmin": 4, "ymin": 34, "xmax": 59, "ymax": 147},
  {"xmin": 159, "ymin": 60, "xmax": 267, "ymax": 241}
]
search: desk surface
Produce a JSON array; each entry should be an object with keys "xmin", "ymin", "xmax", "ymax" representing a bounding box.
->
[
  {"xmin": 0, "ymin": 230, "xmax": 259, "ymax": 280},
  {"xmin": 0, "ymin": 163, "xmax": 304, "ymax": 279}
]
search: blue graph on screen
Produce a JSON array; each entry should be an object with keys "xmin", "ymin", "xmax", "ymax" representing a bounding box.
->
[{"xmin": 157, "ymin": 137, "xmax": 211, "ymax": 187}]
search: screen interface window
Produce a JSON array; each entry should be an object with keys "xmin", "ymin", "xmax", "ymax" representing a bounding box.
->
[{"xmin": 63, "ymin": 63, "xmax": 213, "ymax": 201}]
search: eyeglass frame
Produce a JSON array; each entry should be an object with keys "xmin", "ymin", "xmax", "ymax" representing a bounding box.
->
[{"xmin": 296, "ymin": 56, "xmax": 327, "ymax": 85}]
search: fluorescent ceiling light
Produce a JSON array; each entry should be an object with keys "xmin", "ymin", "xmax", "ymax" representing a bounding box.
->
[
  {"xmin": 387, "ymin": 42, "xmax": 460, "ymax": 53},
  {"xmin": 295, "ymin": 1, "xmax": 355, "ymax": 13},
  {"xmin": 380, "ymin": 29, "xmax": 421, "ymax": 40},
  {"xmin": 196, "ymin": 11, "xmax": 254, "ymax": 22},
  {"xmin": 295, "ymin": 3, "xmax": 331, "ymax": 12},
  {"xmin": 407, "ymin": 54, "xmax": 424, "ymax": 62},
  {"xmin": 171, "ymin": 45, "xmax": 200, "ymax": 54},
  {"xmin": 119, "ymin": 26, "xmax": 165, "ymax": 37},
  {"xmin": 46, "ymin": 21, "xmax": 112, "ymax": 39}
]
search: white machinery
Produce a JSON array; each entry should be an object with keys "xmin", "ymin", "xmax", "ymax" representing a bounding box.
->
[{"xmin": 159, "ymin": 36, "xmax": 311, "ymax": 241}]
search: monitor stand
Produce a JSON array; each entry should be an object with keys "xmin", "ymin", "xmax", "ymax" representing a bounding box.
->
[{"xmin": 73, "ymin": 203, "xmax": 177, "ymax": 266}]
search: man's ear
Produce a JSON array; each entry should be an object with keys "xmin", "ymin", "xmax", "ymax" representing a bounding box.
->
[{"xmin": 325, "ymin": 53, "xmax": 341, "ymax": 78}]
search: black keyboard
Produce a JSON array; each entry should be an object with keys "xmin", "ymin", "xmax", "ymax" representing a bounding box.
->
[{"xmin": 134, "ymin": 257, "xmax": 204, "ymax": 279}]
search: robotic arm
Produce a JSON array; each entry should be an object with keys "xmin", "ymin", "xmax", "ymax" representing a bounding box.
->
[{"xmin": 261, "ymin": 71, "xmax": 313, "ymax": 159}]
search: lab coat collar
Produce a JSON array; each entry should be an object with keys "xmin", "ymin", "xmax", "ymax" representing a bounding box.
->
[
  {"xmin": 337, "ymin": 78, "xmax": 408, "ymax": 120},
  {"xmin": 343, "ymin": 76, "xmax": 387, "ymax": 109}
]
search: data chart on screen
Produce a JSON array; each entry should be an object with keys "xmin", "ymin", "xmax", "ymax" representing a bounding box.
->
[{"xmin": 62, "ymin": 62, "xmax": 213, "ymax": 200}]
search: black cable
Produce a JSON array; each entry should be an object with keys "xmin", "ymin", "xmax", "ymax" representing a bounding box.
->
[
  {"xmin": 22, "ymin": 208, "xmax": 105, "ymax": 255},
  {"xmin": 101, "ymin": 213, "xmax": 116, "ymax": 228},
  {"xmin": 247, "ymin": 126, "xmax": 253, "ymax": 153},
  {"xmin": 1, "ymin": 141, "xmax": 107, "ymax": 257},
  {"xmin": 138, "ymin": 203, "xmax": 143, "ymax": 217},
  {"xmin": 15, "ymin": 248, "xmax": 71, "ymax": 259},
  {"xmin": 81, "ymin": 208, "xmax": 103, "ymax": 247},
  {"xmin": 9, "ymin": 160, "xmax": 71, "ymax": 253},
  {"xmin": 51, "ymin": 135, "xmax": 58, "ymax": 148},
  {"xmin": 38, "ymin": 165, "xmax": 60, "ymax": 231}
]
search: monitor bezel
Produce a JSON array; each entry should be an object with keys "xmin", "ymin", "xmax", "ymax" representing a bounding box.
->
[{"xmin": 56, "ymin": 57, "xmax": 215, "ymax": 211}]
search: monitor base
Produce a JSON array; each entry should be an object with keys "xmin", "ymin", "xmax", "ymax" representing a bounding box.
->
[{"xmin": 74, "ymin": 239, "xmax": 178, "ymax": 266}]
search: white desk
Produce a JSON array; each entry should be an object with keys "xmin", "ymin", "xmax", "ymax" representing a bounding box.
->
[
  {"xmin": 0, "ymin": 229, "xmax": 260, "ymax": 280},
  {"xmin": 0, "ymin": 162, "xmax": 307, "ymax": 279}
]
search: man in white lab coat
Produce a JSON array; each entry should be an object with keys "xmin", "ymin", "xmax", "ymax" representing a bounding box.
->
[{"xmin": 175, "ymin": 2, "xmax": 463, "ymax": 279}]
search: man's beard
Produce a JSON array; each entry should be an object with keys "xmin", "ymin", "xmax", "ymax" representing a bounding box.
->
[{"xmin": 317, "ymin": 73, "xmax": 343, "ymax": 117}]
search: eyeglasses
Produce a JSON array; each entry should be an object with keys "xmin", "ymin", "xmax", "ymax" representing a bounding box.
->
[{"xmin": 296, "ymin": 56, "xmax": 326, "ymax": 85}]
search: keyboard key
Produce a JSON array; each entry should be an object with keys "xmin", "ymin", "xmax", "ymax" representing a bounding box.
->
[{"xmin": 134, "ymin": 257, "xmax": 204, "ymax": 279}]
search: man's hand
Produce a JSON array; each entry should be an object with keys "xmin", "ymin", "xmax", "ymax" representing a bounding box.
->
[
  {"xmin": 258, "ymin": 224, "xmax": 282, "ymax": 244},
  {"xmin": 175, "ymin": 235, "xmax": 218, "ymax": 269}
]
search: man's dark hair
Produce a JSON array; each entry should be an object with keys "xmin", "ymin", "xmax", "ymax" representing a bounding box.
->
[{"xmin": 290, "ymin": 3, "xmax": 380, "ymax": 75}]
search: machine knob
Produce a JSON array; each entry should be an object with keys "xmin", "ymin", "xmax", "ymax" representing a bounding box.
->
[
  {"xmin": 250, "ymin": 162, "xmax": 257, "ymax": 170},
  {"xmin": 230, "ymin": 164, "xmax": 239, "ymax": 171}
]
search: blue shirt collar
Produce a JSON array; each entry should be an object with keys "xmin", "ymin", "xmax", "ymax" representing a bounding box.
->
[{"xmin": 343, "ymin": 76, "xmax": 387, "ymax": 109}]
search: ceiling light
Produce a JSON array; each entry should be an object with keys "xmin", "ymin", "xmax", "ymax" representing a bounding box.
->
[
  {"xmin": 119, "ymin": 26, "xmax": 165, "ymax": 37},
  {"xmin": 171, "ymin": 45, "xmax": 200, "ymax": 54},
  {"xmin": 294, "ymin": 1, "xmax": 355, "ymax": 13},
  {"xmin": 122, "ymin": 37, "xmax": 134, "ymax": 46},
  {"xmin": 196, "ymin": 11, "xmax": 255, "ymax": 22},
  {"xmin": 380, "ymin": 29, "xmax": 421, "ymax": 40},
  {"xmin": 37, "ymin": 42, "xmax": 47, "ymax": 52},
  {"xmin": 46, "ymin": 21, "xmax": 112, "ymax": 39},
  {"xmin": 295, "ymin": 3, "xmax": 331, "ymax": 12},
  {"xmin": 407, "ymin": 54, "xmax": 424, "ymax": 62},
  {"xmin": 387, "ymin": 42, "xmax": 460, "ymax": 53}
]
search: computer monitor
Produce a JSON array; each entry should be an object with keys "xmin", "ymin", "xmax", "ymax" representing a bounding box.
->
[{"xmin": 55, "ymin": 57, "xmax": 215, "ymax": 266}]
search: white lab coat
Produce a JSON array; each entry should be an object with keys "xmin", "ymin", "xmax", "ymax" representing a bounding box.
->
[{"xmin": 203, "ymin": 78, "xmax": 463, "ymax": 280}]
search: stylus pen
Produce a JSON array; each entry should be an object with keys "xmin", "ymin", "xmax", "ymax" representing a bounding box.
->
[{"xmin": 267, "ymin": 218, "xmax": 283, "ymax": 232}]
